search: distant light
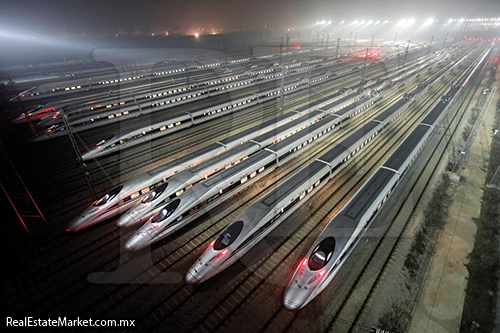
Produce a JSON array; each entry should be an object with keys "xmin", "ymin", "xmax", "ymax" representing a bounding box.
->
[
  {"xmin": 406, "ymin": 18, "xmax": 415, "ymax": 27},
  {"xmin": 327, "ymin": 21, "xmax": 332, "ymax": 24},
  {"xmin": 366, "ymin": 20, "xmax": 373, "ymax": 26},
  {"xmin": 340, "ymin": 21, "xmax": 344, "ymax": 24},
  {"xmin": 317, "ymin": 21, "xmax": 320, "ymax": 24},
  {"xmin": 424, "ymin": 18, "xmax": 434, "ymax": 26},
  {"xmin": 360, "ymin": 20, "xmax": 365, "ymax": 24},
  {"xmin": 447, "ymin": 18, "xmax": 453, "ymax": 24},
  {"xmin": 353, "ymin": 20, "xmax": 359, "ymax": 24},
  {"xmin": 375, "ymin": 20, "xmax": 380, "ymax": 24},
  {"xmin": 194, "ymin": 33, "xmax": 199, "ymax": 38},
  {"xmin": 384, "ymin": 20, "xmax": 389, "ymax": 24},
  {"xmin": 212, "ymin": 32, "xmax": 216, "ymax": 35}
]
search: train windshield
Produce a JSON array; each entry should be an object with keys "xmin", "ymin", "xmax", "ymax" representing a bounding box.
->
[
  {"xmin": 142, "ymin": 182, "xmax": 169, "ymax": 203},
  {"xmin": 214, "ymin": 220, "xmax": 244, "ymax": 250},
  {"xmin": 94, "ymin": 186, "xmax": 123, "ymax": 206},
  {"xmin": 151, "ymin": 199, "xmax": 180, "ymax": 223},
  {"xmin": 308, "ymin": 237, "xmax": 336, "ymax": 271}
]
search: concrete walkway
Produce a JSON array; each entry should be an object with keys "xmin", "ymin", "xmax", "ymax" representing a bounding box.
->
[{"xmin": 408, "ymin": 85, "xmax": 497, "ymax": 332}]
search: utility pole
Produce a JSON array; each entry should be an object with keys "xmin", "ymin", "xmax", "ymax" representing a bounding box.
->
[
  {"xmin": 394, "ymin": 32, "xmax": 398, "ymax": 43},
  {"xmin": 59, "ymin": 109, "xmax": 97, "ymax": 201},
  {"xmin": 279, "ymin": 38, "xmax": 285, "ymax": 114},
  {"xmin": 403, "ymin": 39, "xmax": 410, "ymax": 67},
  {"xmin": 336, "ymin": 38, "xmax": 340, "ymax": 58},
  {"xmin": 428, "ymin": 35, "xmax": 434, "ymax": 53},
  {"xmin": 361, "ymin": 47, "xmax": 369, "ymax": 80},
  {"xmin": 321, "ymin": 33, "xmax": 324, "ymax": 48},
  {"xmin": 350, "ymin": 32, "xmax": 353, "ymax": 44},
  {"xmin": 354, "ymin": 32, "xmax": 357, "ymax": 42},
  {"xmin": 326, "ymin": 33, "xmax": 330, "ymax": 49},
  {"xmin": 362, "ymin": 35, "xmax": 375, "ymax": 81},
  {"xmin": 286, "ymin": 32, "xmax": 289, "ymax": 52},
  {"xmin": 442, "ymin": 33, "xmax": 448, "ymax": 49}
]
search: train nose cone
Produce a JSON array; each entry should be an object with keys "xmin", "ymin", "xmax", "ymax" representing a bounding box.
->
[
  {"xmin": 283, "ymin": 298, "xmax": 302, "ymax": 311},
  {"xmin": 116, "ymin": 214, "xmax": 139, "ymax": 228},
  {"xmin": 185, "ymin": 271, "xmax": 199, "ymax": 284},
  {"xmin": 66, "ymin": 215, "xmax": 88, "ymax": 232},
  {"xmin": 123, "ymin": 233, "xmax": 149, "ymax": 252}
]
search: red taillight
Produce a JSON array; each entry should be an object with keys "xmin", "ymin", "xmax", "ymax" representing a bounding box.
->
[
  {"xmin": 216, "ymin": 249, "xmax": 228, "ymax": 258},
  {"xmin": 96, "ymin": 146, "xmax": 102, "ymax": 149},
  {"xmin": 319, "ymin": 269, "xmax": 326, "ymax": 277}
]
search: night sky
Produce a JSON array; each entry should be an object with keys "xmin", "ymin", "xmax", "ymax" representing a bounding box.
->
[{"xmin": 1, "ymin": 0, "xmax": 498, "ymax": 36}]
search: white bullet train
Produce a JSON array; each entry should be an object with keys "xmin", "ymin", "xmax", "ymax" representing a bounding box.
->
[
  {"xmin": 75, "ymin": 51, "xmax": 433, "ymax": 161},
  {"xmin": 115, "ymin": 79, "xmax": 391, "ymax": 229},
  {"xmin": 66, "ymin": 49, "xmax": 443, "ymax": 231},
  {"xmin": 122, "ymin": 70, "xmax": 422, "ymax": 252},
  {"xmin": 182, "ymin": 47, "xmax": 475, "ymax": 284},
  {"xmin": 66, "ymin": 84, "xmax": 355, "ymax": 232},
  {"xmin": 283, "ymin": 45, "xmax": 491, "ymax": 310}
]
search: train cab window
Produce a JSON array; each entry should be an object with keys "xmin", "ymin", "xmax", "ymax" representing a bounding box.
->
[
  {"xmin": 308, "ymin": 237, "xmax": 336, "ymax": 271},
  {"xmin": 142, "ymin": 182, "xmax": 169, "ymax": 203},
  {"xmin": 94, "ymin": 186, "xmax": 123, "ymax": 206},
  {"xmin": 151, "ymin": 199, "xmax": 181, "ymax": 223},
  {"xmin": 214, "ymin": 220, "xmax": 244, "ymax": 250}
]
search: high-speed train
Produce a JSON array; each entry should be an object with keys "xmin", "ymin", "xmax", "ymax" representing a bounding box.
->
[
  {"xmin": 117, "ymin": 51, "xmax": 449, "ymax": 249},
  {"xmin": 66, "ymin": 49, "xmax": 441, "ymax": 231},
  {"xmin": 115, "ymin": 110, "xmax": 329, "ymax": 229},
  {"xmin": 122, "ymin": 66, "xmax": 426, "ymax": 252},
  {"xmin": 69, "ymin": 50, "xmax": 433, "ymax": 161},
  {"xmin": 77, "ymin": 72, "xmax": 350, "ymax": 160},
  {"xmin": 66, "ymin": 86, "xmax": 349, "ymax": 232},
  {"xmin": 32, "ymin": 53, "xmax": 345, "ymax": 129},
  {"xmin": 115, "ymin": 52, "xmax": 436, "ymax": 230},
  {"xmin": 114, "ymin": 74, "xmax": 388, "ymax": 229},
  {"xmin": 182, "ymin": 47, "xmax": 474, "ymax": 284},
  {"xmin": 12, "ymin": 105, "xmax": 60, "ymax": 124},
  {"xmin": 32, "ymin": 56, "xmax": 367, "ymax": 144},
  {"xmin": 120, "ymin": 50, "xmax": 450, "ymax": 248},
  {"xmin": 283, "ymin": 46, "xmax": 491, "ymax": 311}
]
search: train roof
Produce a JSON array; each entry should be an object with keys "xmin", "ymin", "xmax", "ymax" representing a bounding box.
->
[
  {"xmin": 218, "ymin": 112, "xmax": 296, "ymax": 145},
  {"xmin": 261, "ymin": 161, "xmax": 326, "ymax": 207},
  {"xmin": 268, "ymin": 113, "xmax": 338, "ymax": 152},
  {"xmin": 319, "ymin": 121, "xmax": 379, "ymax": 163},
  {"xmin": 293, "ymin": 92, "xmax": 343, "ymax": 113},
  {"xmin": 421, "ymin": 100, "xmax": 448, "ymax": 126},
  {"xmin": 189, "ymin": 142, "xmax": 255, "ymax": 173},
  {"xmin": 343, "ymin": 168, "xmax": 395, "ymax": 221},
  {"xmin": 146, "ymin": 142, "xmax": 222, "ymax": 176},
  {"xmin": 383, "ymin": 124, "xmax": 430, "ymax": 170}
]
